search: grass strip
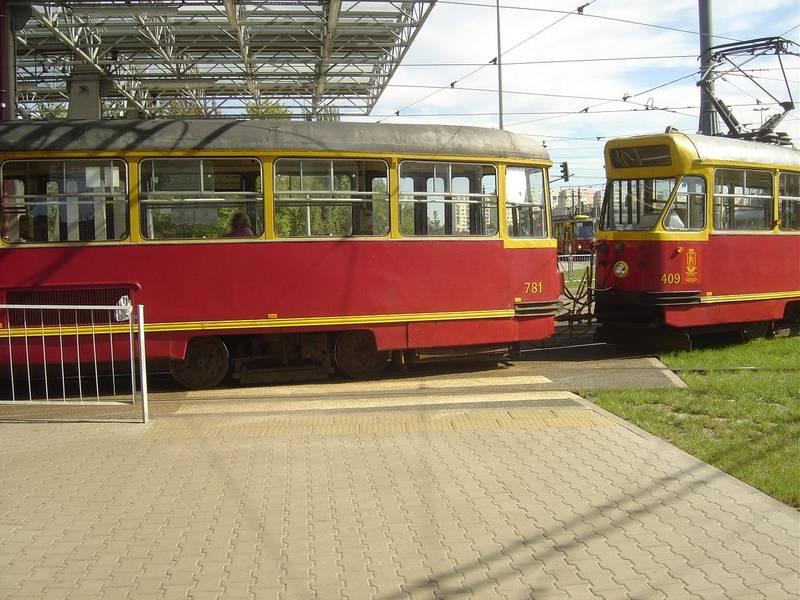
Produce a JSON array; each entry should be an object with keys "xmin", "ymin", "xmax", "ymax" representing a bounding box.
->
[{"xmin": 587, "ymin": 336, "xmax": 800, "ymax": 508}]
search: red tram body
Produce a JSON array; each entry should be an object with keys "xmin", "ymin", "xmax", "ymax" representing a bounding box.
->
[
  {"xmin": 0, "ymin": 120, "xmax": 559, "ymax": 388},
  {"xmin": 595, "ymin": 132, "xmax": 800, "ymax": 341}
]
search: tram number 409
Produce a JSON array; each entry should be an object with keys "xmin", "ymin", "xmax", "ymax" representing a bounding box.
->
[{"xmin": 661, "ymin": 273, "xmax": 681, "ymax": 285}]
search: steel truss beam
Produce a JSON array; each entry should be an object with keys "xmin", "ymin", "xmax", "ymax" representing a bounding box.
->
[{"xmin": 14, "ymin": 0, "xmax": 435, "ymax": 119}]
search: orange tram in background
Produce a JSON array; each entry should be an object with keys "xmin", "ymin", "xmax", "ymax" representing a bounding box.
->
[
  {"xmin": 594, "ymin": 131, "xmax": 800, "ymax": 342},
  {"xmin": 0, "ymin": 120, "xmax": 560, "ymax": 389},
  {"xmin": 553, "ymin": 214, "xmax": 594, "ymax": 255}
]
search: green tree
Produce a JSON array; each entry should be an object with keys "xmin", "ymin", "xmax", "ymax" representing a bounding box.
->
[
  {"xmin": 429, "ymin": 209, "xmax": 444, "ymax": 235},
  {"xmin": 157, "ymin": 99, "xmax": 205, "ymax": 118},
  {"xmin": 34, "ymin": 103, "xmax": 67, "ymax": 120},
  {"xmin": 245, "ymin": 101, "xmax": 290, "ymax": 119}
]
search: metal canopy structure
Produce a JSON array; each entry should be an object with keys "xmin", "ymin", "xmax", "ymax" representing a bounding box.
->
[{"xmin": 13, "ymin": 0, "xmax": 435, "ymax": 119}]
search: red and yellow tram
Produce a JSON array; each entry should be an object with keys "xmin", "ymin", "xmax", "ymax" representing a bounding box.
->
[
  {"xmin": 553, "ymin": 214, "xmax": 594, "ymax": 255},
  {"xmin": 0, "ymin": 120, "xmax": 559, "ymax": 388},
  {"xmin": 594, "ymin": 131, "xmax": 800, "ymax": 342}
]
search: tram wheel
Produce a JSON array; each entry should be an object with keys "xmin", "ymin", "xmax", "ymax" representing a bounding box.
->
[
  {"xmin": 740, "ymin": 321, "xmax": 770, "ymax": 342},
  {"xmin": 334, "ymin": 331, "xmax": 389, "ymax": 379},
  {"xmin": 170, "ymin": 336, "xmax": 230, "ymax": 390}
]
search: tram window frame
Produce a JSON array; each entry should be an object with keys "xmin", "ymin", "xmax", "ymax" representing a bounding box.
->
[
  {"xmin": 663, "ymin": 176, "xmax": 706, "ymax": 231},
  {"xmin": 712, "ymin": 168, "xmax": 773, "ymax": 232},
  {"xmin": 600, "ymin": 178, "xmax": 675, "ymax": 231},
  {"xmin": 398, "ymin": 161, "xmax": 498, "ymax": 237},
  {"xmin": 778, "ymin": 172, "xmax": 800, "ymax": 231},
  {"xmin": 273, "ymin": 158, "xmax": 389, "ymax": 238},
  {"xmin": 504, "ymin": 166, "xmax": 547, "ymax": 239},
  {"xmin": 1, "ymin": 158, "xmax": 129, "ymax": 244},
  {"xmin": 139, "ymin": 157, "xmax": 263, "ymax": 240}
]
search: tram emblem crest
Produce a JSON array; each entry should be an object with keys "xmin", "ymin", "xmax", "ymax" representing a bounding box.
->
[{"xmin": 684, "ymin": 248, "xmax": 698, "ymax": 283}]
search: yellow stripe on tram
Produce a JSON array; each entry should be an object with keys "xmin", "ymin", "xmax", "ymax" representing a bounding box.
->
[
  {"xmin": 700, "ymin": 290, "xmax": 800, "ymax": 304},
  {"xmin": 0, "ymin": 308, "xmax": 518, "ymax": 338}
]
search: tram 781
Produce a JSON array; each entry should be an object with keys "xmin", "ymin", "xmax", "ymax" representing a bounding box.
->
[
  {"xmin": 0, "ymin": 120, "xmax": 560, "ymax": 389},
  {"xmin": 594, "ymin": 131, "xmax": 800, "ymax": 342}
]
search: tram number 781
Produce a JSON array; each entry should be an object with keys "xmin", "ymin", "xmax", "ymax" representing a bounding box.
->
[
  {"xmin": 661, "ymin": 273, "xmax": 681, "ymax": 285},
  {"xmin": 524, "ymin": 281, "xmax": 543, "ymax": 294}
]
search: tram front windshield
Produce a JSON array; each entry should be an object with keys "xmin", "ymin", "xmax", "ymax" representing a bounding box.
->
[
  {"xmin": 574, "ymin": 221, "xmax": 593, "ymax": 240},
  {"xmin": 600, "ymin": 178, "xmax": 675, "ymax": 231}
]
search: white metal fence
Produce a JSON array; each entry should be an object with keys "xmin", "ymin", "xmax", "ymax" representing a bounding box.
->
[
  {"xmin": 0, "ymin": 303, "xmax": 148, "ymax": 423},
  {"xmin": 558, "ymin": 253, "xmax": 595, "ymax": 286}
]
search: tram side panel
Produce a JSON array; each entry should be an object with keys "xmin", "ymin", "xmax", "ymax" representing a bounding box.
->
[
  {"xmin": 596, "ymin": 234, "xmax": 800, "ymax": 331},
  {"xmin": 0, "ymin": 239, "xmax": 559, "ymax": 365},
  {"xmin": 664, "ymin": 233, "xmax": 800, "ymax": 328}
]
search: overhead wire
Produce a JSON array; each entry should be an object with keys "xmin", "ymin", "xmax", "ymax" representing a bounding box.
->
[
  {"xmin": 366, "ymin": 101, "xmax": 781, "ymax": 119},
  {"xmin": 384, "ymin": 83, "xmax": 655, "ymax": 104},
  {"xmin": 435, "ymin": 1, "xmax": 742, "ymax": 43},
  {"xmin": 397, "ymin": 54, "xmax": 697, "ymax": 67},
  {"xmin": 378, "ymin": 1, "xmax": 791, "ymax": 129},
  {"xmin": 506, "ymin": 70, "xmax": 703, "ymax": 128},
  {"xmin": 375, "ymin": 0, "xmax": 798, "ymax": 158},
  {"xmin": 377, "ymin": 0, "xmax": 600, "ymax": 122}
]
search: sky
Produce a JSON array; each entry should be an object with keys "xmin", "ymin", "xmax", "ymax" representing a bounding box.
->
[{"xmin": 357, "ymin": 0, "xmax": 800, "ymax": 194}]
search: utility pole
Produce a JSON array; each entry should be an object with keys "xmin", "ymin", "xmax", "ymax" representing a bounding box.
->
[
  {"xmin": 496, "ymin": 0, "xmax": 504, "ymax": 129},
  {"xmin": 0, "ymin": 0, "xmax": 10, "ymax": 120},
  {"xmin": 0, "ymin": 1, "xmax": 31, "ymax": 120},
  {"xmin": 698, "ymin": 0, "xmax": 718, "ymax": 135}
]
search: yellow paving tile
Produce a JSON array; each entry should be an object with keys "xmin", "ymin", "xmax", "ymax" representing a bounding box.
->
[{"xmin": 146, "ymin": 407, "xmax": 615, "ymax": 439}]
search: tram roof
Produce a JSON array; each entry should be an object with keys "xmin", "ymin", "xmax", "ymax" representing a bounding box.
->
[
  {"xmin": 0, "ymin": 119, "xmax": 550, "ymax": 161},
  {"xmin": 680, "ymin": 133, "xmax": 800, "ymax": 167},
  {"xmin": 608, "ymin": 132, "xmax": 800, "ymax": 168}
]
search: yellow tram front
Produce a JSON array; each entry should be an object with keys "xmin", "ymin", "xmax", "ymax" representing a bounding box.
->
[{"xmin": 594, "ymin": 131, "xmax": 800, "ymax": 341}]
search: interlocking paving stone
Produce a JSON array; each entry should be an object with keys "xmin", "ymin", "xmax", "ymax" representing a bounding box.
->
[{"xmin": 0, "ymin": 398, "xmax": 798, "ymax": 600}]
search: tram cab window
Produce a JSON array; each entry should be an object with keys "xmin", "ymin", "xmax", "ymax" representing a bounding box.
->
[
  {"xmin": 1, "ymin": 159, "xmax": 128, "ymax": 243},
  {"xmin": 398, "ymin": 161, "xmax": 497, "ymax": 237},
  {"xmin": 779, "ymin": 172, "xmax": 800, "ymax": 231},
  {"xmin": 713, "ymin": 169, "xmax": 772, "ymax": 231},
  {"xmin": 663, "ymin": 176, "xmax": 706, "ymax": 231},
  {"xmin": 273, "ymin": 159, "xmax": 389, "ymax": 237},
  {"xmin": 139, "ymin": 158, "xmax": 263, "ymax": 240},
  {"xmin": 600, "ymin": 178, "xmax": 675, "ymax": 231},
  {"xmin": 505, "ymin": 166, "xmax": 547, "ymax": 238}
]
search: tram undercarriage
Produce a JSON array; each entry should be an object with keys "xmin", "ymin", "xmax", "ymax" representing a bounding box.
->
[
  {"xmin": 167, "ymin": 330, "xmax": 515, "ymax": 390},
  {"xmin": 593, "ymin": 297, "xmax": 800, "ymax": 349}
]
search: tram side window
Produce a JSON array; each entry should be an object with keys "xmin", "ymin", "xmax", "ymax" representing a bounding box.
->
[
  {"xmin": 139, "ymin": 158, "xmax": 263, "ymax": 240},
  {"xmin": 505, "ymin": 166, "xmax": 547, "ymax": 238},
  {"xmin": 399, "ymin": 161, "xmax": 497, "ymax": 237},
  {"xmin": 713, "ymin": 169, "xmax": 772, "ymax": 231},
  {"xmin": 663, "ymin": 176, "xmax": 706, "ymax": 230},
  {"xmin": 778, "ymin": 172, "xmax": 800, "ymax": 231},
  {"xmin": 600, "ymin": 178, "xmax": 675, "ymax": 231},
  {"xmin": 1, "ymin": 159, "xmax": 128, "ymax": 243},
  {"xmin": 273, "ymin": 159, "xmax": 389, "ymax": 237}
]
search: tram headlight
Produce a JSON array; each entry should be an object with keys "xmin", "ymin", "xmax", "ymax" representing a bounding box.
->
[{"xmin": 613, "ymin": 260, "xmax": 629, "ymax": 278}]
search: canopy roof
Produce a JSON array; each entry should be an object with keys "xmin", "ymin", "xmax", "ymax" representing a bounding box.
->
[{"xmin": 14, "ymin": 1, "xmax": 435, "ymax": 119}]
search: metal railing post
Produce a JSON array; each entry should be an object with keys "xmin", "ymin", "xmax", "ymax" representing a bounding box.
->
[
  {"xmin": 1, "ymin": 303, "xmax": 146, "ymax": 422},
  {"xmin": 137, "ymin": 304, "xmax": 149, "ymax": 424}
]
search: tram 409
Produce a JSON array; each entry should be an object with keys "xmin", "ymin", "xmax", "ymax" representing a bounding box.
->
[
  {"xmin": 594, "ymin": 131, "xmax": 800, "ymax": 342},
  {"xmin": 0, "ymin": 120, "xmax": 560, "ymax": 389}
]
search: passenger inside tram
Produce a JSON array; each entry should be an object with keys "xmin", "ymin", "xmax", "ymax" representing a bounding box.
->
[{"xmin": 225, "ymin": 212, "xmax": 254, "ymax": 237}]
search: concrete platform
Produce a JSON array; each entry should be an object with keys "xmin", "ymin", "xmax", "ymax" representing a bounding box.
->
[{"xmin": 1, "ymin": 382, "xmax": 798, "ymax": 599}]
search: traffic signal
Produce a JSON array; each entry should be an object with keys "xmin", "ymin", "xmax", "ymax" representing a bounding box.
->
[{"xmin": 560, "ymin": 161, "xmax": 570, "ymax": 182}]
